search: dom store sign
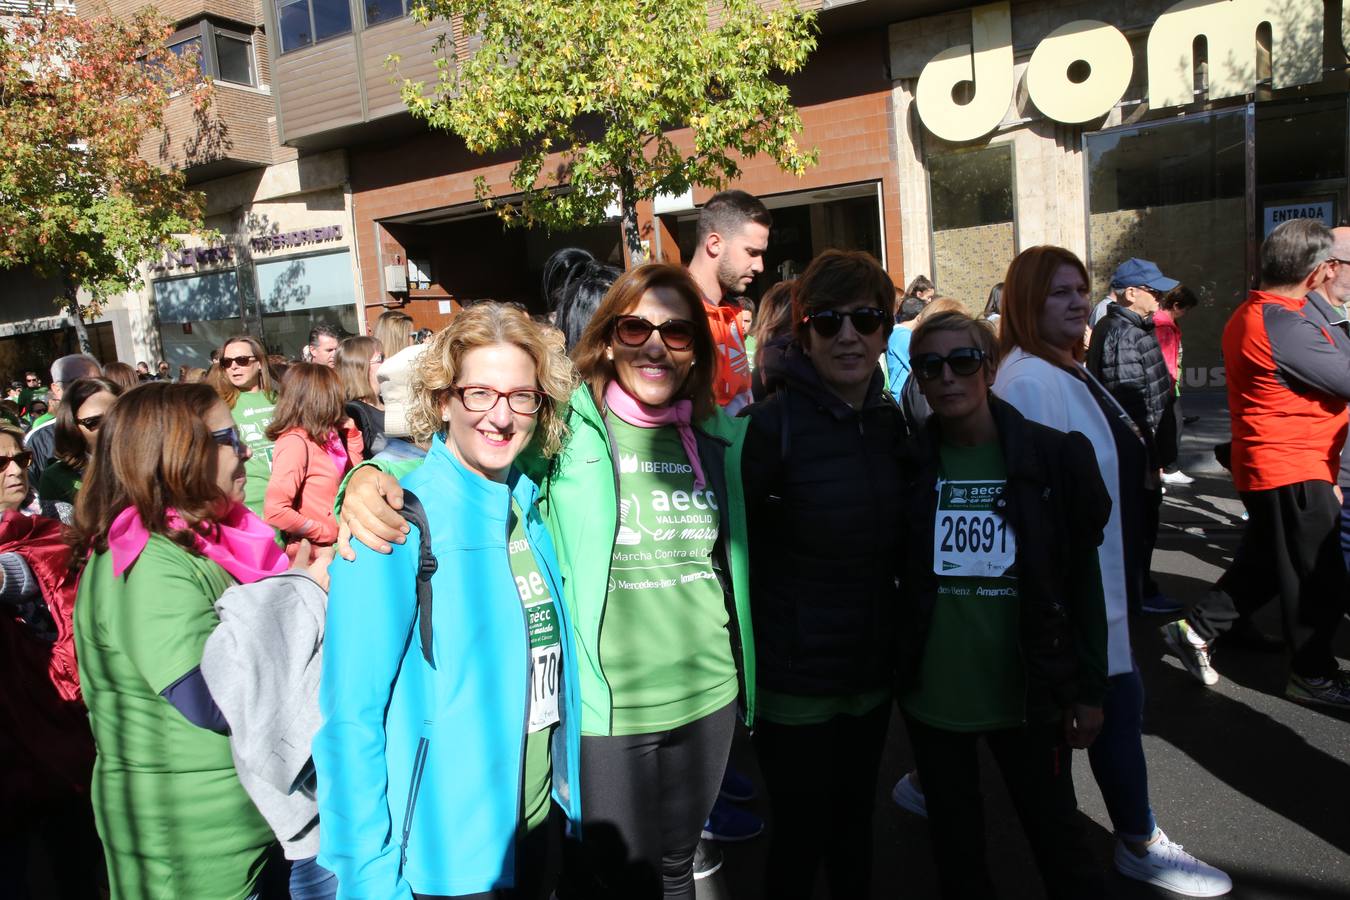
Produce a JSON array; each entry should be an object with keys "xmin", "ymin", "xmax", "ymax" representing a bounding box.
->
[{"xmin": 916, "ymin": 0, "xmax": 1327, "ymax": 142}]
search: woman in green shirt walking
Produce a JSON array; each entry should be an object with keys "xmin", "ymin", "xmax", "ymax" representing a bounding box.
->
[{"xmin": 211, "ymin": 335, "xmax": 279, "ymax": 517}]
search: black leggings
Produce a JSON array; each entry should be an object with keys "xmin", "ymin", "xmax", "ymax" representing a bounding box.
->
[
  {"xmin": 561, "ymin": 701, "xmax": 736, "ymax": 900},
  {"xmin": 753, "ymin": 701, "xmax": 890, "ymax": 899}
]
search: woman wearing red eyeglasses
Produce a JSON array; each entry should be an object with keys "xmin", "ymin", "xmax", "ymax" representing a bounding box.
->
[
  {"xmin": 897, "ymin": 309, "xmax": 1109, "ymax": 899},
  {"xmin": 337, "ymin": 264, "xmax": 753, "ymax": 899},
  {"xmin": 738, "ymin": 249, "xmax": 907, "ymax": 900}
]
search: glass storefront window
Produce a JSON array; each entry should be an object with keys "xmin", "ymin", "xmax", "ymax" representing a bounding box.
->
[
  {"xmin": 1085, "ymin": 110, "xmax": 1247, "ymax": 381},
  {"xmin": 154, "ymin": 270, "xmax": 244, "ymax": 369},
  {"xmin": 255, "ymin": 250, "xmax": 358, "ymax": 358},
  {"xmin": 928, "ymin": 145, "xmax": 1015, "ymax": 314}
]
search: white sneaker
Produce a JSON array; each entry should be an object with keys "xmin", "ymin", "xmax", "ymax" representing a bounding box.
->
[
  {"xmin": 1162, "ymin": 470, "xmax": 1196, "ymax": 485},
  {"xmin": 1161, "ymin": 619, "xmax": 1219, "ymax": 686},
  {"xmin": 890, "ymin": 771, "xmax": 927, "ymax": 818},
  {"xmin": 1114, "ymin": 830, "xmax": 1232, "ymax": 896}
]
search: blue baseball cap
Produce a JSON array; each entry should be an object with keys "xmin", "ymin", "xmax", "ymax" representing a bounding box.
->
[{"xmin": 1110, "ymin": 258, "xmax": 1179, "ymax": 292}]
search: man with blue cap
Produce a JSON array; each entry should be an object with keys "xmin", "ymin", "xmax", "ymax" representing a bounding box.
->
[{"xmin": 1087, "ymin": 258, "xmax": 1180, "ymax": 616}]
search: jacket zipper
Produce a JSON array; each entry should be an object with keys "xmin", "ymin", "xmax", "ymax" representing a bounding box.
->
[
  {"xmin": 511, "ymin": 502, "xmax": 532, "ymax": 847},
  {"xmin": 399, "ymin": 735, "xmax": 431, "ymax": 869},
  {"xmin": 600, "ymin": 415, "xmax": 622, "ymax": 735}
]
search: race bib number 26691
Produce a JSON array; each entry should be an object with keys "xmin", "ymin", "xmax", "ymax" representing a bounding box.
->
[{"xmin": 933, "ymin": 480, "xmax": 1016, "ymax": 578}]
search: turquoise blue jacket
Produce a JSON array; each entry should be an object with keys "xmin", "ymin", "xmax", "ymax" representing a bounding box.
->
[{"xmin": 314, "ymin": 435, "xmax": 582, "ymax": 899}]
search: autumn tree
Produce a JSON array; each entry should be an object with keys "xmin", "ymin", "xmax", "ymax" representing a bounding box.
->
[
  {"xmin": 400, "ymin": 0, "xmax": 818, "ymax": 264},
  {"xmin": 0, "ymin": 3, "xmax": 209, "ymax": 351}
]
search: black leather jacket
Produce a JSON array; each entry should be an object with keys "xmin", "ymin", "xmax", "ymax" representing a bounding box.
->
[{"xmin": 896, "ymin": 397, "xmax": 1111, "ymax": 716}]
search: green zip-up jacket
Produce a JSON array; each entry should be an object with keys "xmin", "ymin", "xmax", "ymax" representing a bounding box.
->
[{"xmin": 338, "ymin": 385, "xmax": 756, "ymax": 734}]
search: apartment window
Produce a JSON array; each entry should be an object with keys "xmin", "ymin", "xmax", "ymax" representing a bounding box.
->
[
  {"xmin": 169, "ymin": 23, "xmax": 256, "ymax": 86},
  {"xmin": 364, "ymin": 0, "xmax": 410, "ymax": 27},
  {"xmin": 277, "ymin": 0, "xmax": 354, "ymax": 53}
]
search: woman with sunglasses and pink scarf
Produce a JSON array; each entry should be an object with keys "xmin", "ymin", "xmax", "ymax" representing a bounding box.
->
[
  {"xmin": 71, "ymin": 383, "xmax": 329, "ymax": 899},
  {"xmin": 738, "ymin": 249, "xmax": 907, "ymax": 900},
  {"xmin": 338, "ymin": 265, "xmax": 754, "ymax": 899}
]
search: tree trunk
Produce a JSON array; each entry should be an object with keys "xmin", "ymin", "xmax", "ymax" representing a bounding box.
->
[
  {"xmin": 618, "ymin": 176, "xmax": 645, "ymax": 270},
  {"xmin": 63, "ymin": 280, "xmax": 92, "ymax": 355}
]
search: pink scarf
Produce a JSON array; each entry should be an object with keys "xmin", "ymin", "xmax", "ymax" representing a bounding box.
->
[
  {"xmin": 604, "ymin": 380, "xmax": 706, "ymax": 491},
  {"xmin": 108, "ymin": 502, "xmax": 288, "ymax": 585},
  {"xmin": 321, "ymin": 430, "xmax": 351, "ymax": 478}
]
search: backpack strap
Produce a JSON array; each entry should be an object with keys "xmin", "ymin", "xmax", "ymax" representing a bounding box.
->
[{"xmin": 397, "ymin": 490, "xmax": 439, "ymax": 667}]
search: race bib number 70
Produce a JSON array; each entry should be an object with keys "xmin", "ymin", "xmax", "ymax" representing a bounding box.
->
[{"xmin": 933, "ymin": 480, "xmax": 1016, "ymax": 578}]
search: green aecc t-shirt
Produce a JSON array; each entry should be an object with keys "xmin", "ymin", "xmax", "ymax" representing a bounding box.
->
[
  {"xmin": 598, "ymin": 416, "xmax": 738, "ymax": 736},
  {"xmin": 232, "ymin": 390, "xmax": 276, "ymax": 517},
  {"xmin": 902, "ymin": 439, "xmax": 1028, "ymax": 732},
  {"xmin": 507, "ymin": 502, "xmax": 561, "ymax": 832}
]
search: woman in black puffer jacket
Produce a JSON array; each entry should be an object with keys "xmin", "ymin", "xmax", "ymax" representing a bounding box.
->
[{"xmin": 740, "ymin": 250, "xmax": 907, "ymax": 900}]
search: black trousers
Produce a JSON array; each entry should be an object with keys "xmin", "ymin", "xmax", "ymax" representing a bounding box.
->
[
  {"xmin": 560, "ymin": 701, "xmax": 736, "ymax": 900},
  {"xmin": 753, "ymin": 701, "xmax": 890, "ymax": 900},
  {"xmin": 414, "ymin": 814, "xmax": 553, "ymax": 900},
  {"xmin": 905, "ymin": 716, "xmax": 1104, "ymax": 900},
  {"xmin": 1188, "ymin": 479, "xmax": 1346, "ymax": 677}
]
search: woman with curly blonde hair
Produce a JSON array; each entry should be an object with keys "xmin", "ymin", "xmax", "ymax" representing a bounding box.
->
[
  {"xmin": 338, "ymin": 266, "xmax": 755, "ymax": 899},
  {"xmin": 314, "ymin": 302, "xmax": 582, "ymax": 899}
]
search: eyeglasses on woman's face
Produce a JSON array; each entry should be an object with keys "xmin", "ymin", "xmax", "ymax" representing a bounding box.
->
[
  {"xmin": 211, "ymin": 426, "xmax": 247, "ymax": 458},
  {"xmin": 450, "ymin": 385, "xmax": 546, "ymax": 416},
  {"xmin": 801, "ymin": 307, "xmax": 887, "ymax": 338},
  {"xmin": 913, "ymin": 347, "xmax": 987, "ymax": 381},
  {"xmin": 611, "ymin": 315, "xmax": 698, "ymax": 352}
]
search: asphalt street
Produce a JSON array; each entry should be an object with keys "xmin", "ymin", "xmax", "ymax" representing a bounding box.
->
[{"xmin": 701, "ymin": 389, "xmax": 1350, "ymax": 900}]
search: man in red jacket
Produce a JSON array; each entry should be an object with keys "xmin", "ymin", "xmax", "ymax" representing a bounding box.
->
[
  {"xmin": 1162, "ymin": 219, "xmax": 1350, "ymax": 707},
  {"xmin": 687, "ymin": 190, "xmax": 772, "ymax": 414}
]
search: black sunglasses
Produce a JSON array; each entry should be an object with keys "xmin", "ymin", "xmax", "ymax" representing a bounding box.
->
[
  {"xmin": 221, "ymin": 355, "xmax": 257, "ymax": 369},
  {"xmin": 0, "ymin": 451, "xmax": 33, "ymax": 470},
  {"xmin": 802, "ymin": 307, "xmax": 887, "ymax": 338},
  {"xmin": 913, "ymin": 347, "xmax": 986, "ymax": 381},
  {"xmin": 612, "ymin": 315, "xmax": 697, "ymax": 351},
  {"xmin": 211, "ymin": 426, "xmax": 246, "ymax": 458},
  {"xmin": 77, "ymin": 414, "xmax": 104, "ymax": 431}
]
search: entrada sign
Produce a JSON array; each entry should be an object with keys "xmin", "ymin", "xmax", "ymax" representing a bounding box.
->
[
  {"xmin": 250, "ymin": 225, "xmax": 344, "ymax": 253},
  {"xmin": 916, "ymin": 0, "xmax": 1326, "ymax": 142}
]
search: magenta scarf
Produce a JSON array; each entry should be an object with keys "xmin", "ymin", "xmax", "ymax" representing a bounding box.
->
[
  {"xmin": 108, "ymin": 502, "xmax": 288, "ymax": 585},
  {"xmin": 321, "ymin": 430, "xmax": 351, "ymax": 478},
  {"xmin": 604, "ymin": 380, "xmax": 706, "ymax": 491}
]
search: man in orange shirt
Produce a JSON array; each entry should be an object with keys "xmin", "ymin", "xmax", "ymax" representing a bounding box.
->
[
  {"xmin": 687, "ymin": 191, "xmax": 772, "ymax": 414},
  {"xmin": 1163, "ymin": 220, "xmax": 1350, "ymax": 707}
]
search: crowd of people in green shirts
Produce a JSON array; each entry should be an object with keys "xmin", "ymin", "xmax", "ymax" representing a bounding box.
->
[{"xmin": 3, "ymin": 190, "xmax": 1238, "ymax": 900}]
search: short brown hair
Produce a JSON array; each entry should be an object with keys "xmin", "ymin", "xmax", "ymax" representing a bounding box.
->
[
  {"xmin": 999, "ymin": 246, "xmax": 1090, "ymax": 366},
  {"xmin": 336, "ymin": 336, "xmax": 383, "ymax": 404},
  {"xmin": 910, "ymin": 310, "xmax": 1000, "ymax": 372},
  {"xmin": 695, "ymin": 190, "xmax": 772, "ymax": 246},
  {"xmin": 791, "ymin": 250, "xmax": 896, "ymax": 344},
  {"xmin": 71, "ymin": 383, "xmax": 233, "ymax": 561},
  {"xmin": 571, "ymin": 263, "xmax": 718, "ymax": 422},
  {"xmin": 407, "ymin": 303, "xmax": 576, "ymax": 458},
  {"xmin": 266, "ymin": 363, "xmax": 347, "ymax": 443}
]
